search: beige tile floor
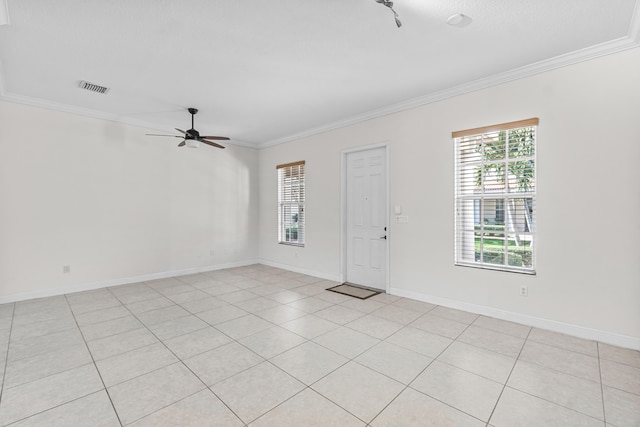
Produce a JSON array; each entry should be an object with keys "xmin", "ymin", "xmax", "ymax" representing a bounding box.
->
[{"xmin": 0, "ymin": 264, "xmax": 638, "ymax": 426}]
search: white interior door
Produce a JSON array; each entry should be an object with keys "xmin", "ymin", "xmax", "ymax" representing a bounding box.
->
[{"xmin": 345, "ymin": 146, "xmax": 388, "ymax": 290}]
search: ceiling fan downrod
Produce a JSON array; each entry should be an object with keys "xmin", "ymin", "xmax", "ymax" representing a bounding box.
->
[{"xmin": 188, "ymin": 108, "xmax": 198, "ymax": 136}]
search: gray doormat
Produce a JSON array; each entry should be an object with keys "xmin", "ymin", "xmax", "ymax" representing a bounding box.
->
[{"xmin": 326, "ymin": 283, "xmax": 381, "ymax": 300}]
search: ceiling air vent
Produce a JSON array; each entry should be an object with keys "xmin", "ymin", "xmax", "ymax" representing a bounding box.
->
[{"xmin": 79, "ymin": 80, "xmax": 110, "ymax": 94}]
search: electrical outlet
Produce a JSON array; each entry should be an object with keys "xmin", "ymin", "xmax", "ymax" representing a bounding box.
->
[
  {"xmin": 63, "ymin": 265, "xmax": 70, "ymax": 274},
  {"xmin": 519, "ymin": 285, "xmax": 528, "ymax": 297}
]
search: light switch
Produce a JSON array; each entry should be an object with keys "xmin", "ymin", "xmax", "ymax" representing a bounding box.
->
[
  {"xmin": 394, "ymin": 205, "xmax": 402, "ymax": 215},
  {"xmin": 396, "ymin": 215, "xmax": 409, "ymax": 223}
]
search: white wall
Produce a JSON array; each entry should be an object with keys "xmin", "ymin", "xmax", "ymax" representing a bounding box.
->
[
  {"xmin": 259, "ymin": 48, "xmax": 640, "ymax": 346},
  {"xmin": 0, "ymin": 102, "xmax": 259, "ymax": 301},
  {"xmin": 0, "ymin": 48, "xmax": 638, "ymax": 348}
]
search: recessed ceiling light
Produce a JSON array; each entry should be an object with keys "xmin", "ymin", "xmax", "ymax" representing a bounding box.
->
[{"xmin": 447, "ymin": 13, "xmax": 472, "ymax": 28}]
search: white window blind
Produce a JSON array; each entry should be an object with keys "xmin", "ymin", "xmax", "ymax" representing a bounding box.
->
[
  {"xmin": 277, "ymin": 161, "xmax": 305, "ymax": 246},
  {"xmin": 453, "ymin": 118, "xmax": 537, "ymax": 274}
]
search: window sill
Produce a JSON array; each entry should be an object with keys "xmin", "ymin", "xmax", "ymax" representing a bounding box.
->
[
  {"xmin": 455, "ymin": 262, "xmax": 536, "ymax": 275},
  {"xmin": 279, "ymin": 242, "xmax": 305, "ymax": 248}
]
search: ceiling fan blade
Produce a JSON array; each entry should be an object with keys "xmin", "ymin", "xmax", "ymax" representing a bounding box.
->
[
  {"xmin": 175, "ymin": 128, "xmax": 189, "ymax": 135},
  {"xmin": 200, "ymin": 136, "xmax": 230, "ymax": 141},
  {"xmin": 146, "ymin": 134, "xmax": 183, "ymax": 138},
  {"xmin": 178, "ymin": 140, "xmax": 186, "ymax": 147},
  {"xmin": 201, "ymin": 139, "xmax": 226, "ymax": 149}
]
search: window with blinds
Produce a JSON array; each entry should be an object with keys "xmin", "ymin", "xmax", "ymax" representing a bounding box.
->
[
  {"xmin": 277, "ymin": 161, "xmax": 305, "ymax": 246},
  {"xmin": 453, "ymin": 118, "xmax": 537, "ymax": 274}
]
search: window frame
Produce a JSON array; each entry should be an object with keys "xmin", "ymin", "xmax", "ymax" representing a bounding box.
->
[
  {"xmin": 277, "ymin": 160, "xmax": 305, "ymax": 247},
  {"xmin": 453, "ymin": 118, "xmax": 538, "ymax": 275}
]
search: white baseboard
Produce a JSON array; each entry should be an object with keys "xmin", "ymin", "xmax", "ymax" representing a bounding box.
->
[
  {"xmin": 390, "ymin": 287, "xmax": 640, "ymax": 351},
  {"xmin": 0, "ymin": 259, "xmax": 259, "ymax": 304},
  {"xmin": 258, "ymin": 259, "xmax": 341, "ymax": 283},
  {"xmin": 3, "ymin": 260, "xmax": 637, "ymax": 351}
]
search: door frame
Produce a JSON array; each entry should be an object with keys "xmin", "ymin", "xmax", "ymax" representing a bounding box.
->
[{"xmin": 340, "ymin": 143, "xmax": 390, "ymax": 292}]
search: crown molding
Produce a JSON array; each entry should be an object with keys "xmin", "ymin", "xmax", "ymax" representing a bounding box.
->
[
  {"xmin": 2, "ymin": 5, "xmax": 638, "ymax": 152},
  {"xmin": 260, "ymin": 29, "xmax": 640, "ymax": 149},
  {"xmin": 0, "ymin": 92, "xmax": 258, "ymax": 149}
]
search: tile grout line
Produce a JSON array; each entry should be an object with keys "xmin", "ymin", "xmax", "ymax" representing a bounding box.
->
[
  {"xmin": 82, "ymin": 324, "xmax": 147, "ymax": 345},
  {"xmin": 484, "ymin": 328, "xmax": 609, "ymax": 425},
  {"xmin": 250, "ymin": 342, "xmax": 379, "ymax": 425},
  {"xmin": 525, "ymin": 335, "xmax": 601, "ymax": 358},
  {"xmin": 424, "ymin": 316, "xmax": 531, "ymax": 386},
  {"xmin": 0, "ymin": 267, "xmax": 305, "ymax": 424},
  {"xmin": 367, "ymin": 308, "xmax": 486, "ymax": 426},
  {"xmin": 169, "ymin": 277, "xmax": 370, "ymax": 425},
  {"xmin": 237, "ymin": 362, "xmax": 321, "ymax": 426},
  {"xmin": 2, "ymin": 362, "xmax": 97, "ymax": 393},
  {"xmin": 105, "ymin": 285, "xmax": 248, "ymax": 426},
  {"xmin": 239, "ymin": 385, "xmax": 310, "ymax": 426},
  {"xmin": 3, "ymin": 266, "xmax": 630, "ymax": 426},
  {"xmin": 597, "ymin": 342, "xmax": 608, "ymax": 425},
  {"xmin": 63, "ymin": 293, "xmax": 125, "ymax": 427},
  {"xmin": 3, "ymin": 389, "xmax": 111, "ymax": 426},
  {"xmin": 176, "ymin": 269, "xmax": 332, "ymax": 426},
  {"xmin": 496, "ymin": 379, "xmax": 608, "ymax": 424},
  {"xmin": 412, "ymin": 312, "xmax": 490, "ymax": 419},
  {"xmin": 0, "ymin": 303, "xmax": 16, "ymax": 406},
  {"xmin": 194, "ymin": 273, "xmax": 329, "ymax": 425},
  {"xmin": 125, "ymin": 387, "xmax": 222, "ymax": 426},
  {"xmin": 484, "ymin": 327, "xmax": 532, "ymax": 426},
  {"xmin": 6, "ymin": 318, "xmax": 114, "ymax": 364},
  {"xmin": 176, "ymin": 270, "xmax": 328, "ymax": 426},
  {"xmin": 514, "ymin": 341, "xmax": 605, "ymax": 385}
]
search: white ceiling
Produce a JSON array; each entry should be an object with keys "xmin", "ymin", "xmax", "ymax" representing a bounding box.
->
[{"xmin": 0, "ymin": 0, "xmax": 638, "ymax": 148}]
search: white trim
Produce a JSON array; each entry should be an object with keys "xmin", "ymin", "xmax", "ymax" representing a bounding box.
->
[
  {"xmin": 390, "ymin": 287, "xmax": 640, "ymax": 351},
  {"xmin": 259, "ymin": 36, "xmax": 640, "ymax": 149},
  {"xmin": 0, "ymin": 56, "xmax": 6, "ymax": 94},
  {"xmin": 340, "ymin": 143, "xmax": 391, "ymax": 293},
  {"xmin": 0, "ymin": 259, "xmax": 259, "ymax": 304},
  {"xmin": 2, "ymin": 255, "xmax": 637, "ymax": 350},
  {"xmin": 0, "ymin": 0, "xmax": 9, "ymax": 26},
  {"xmin": 630, "ymin": 0, "xmax": 640, "ymax": 43},
  {"xmin": 454, "ymin": 124, "xmax": 537, "ymax": 274},
  {"xmin": 0, "ymin": 94, "xmax": 257, "ymax": 149},
  {"xmin": 1, "ymin": 27, "xmax": 638, "ymax": 151},
  {"xmin": 257, "ymin": 259, "xmax": 341, "ymax": 282}
]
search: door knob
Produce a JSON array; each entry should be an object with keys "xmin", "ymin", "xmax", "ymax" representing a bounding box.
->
[{"xmin": 379, "ymin": 235, "xmax": 387, "ymax": 240}]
